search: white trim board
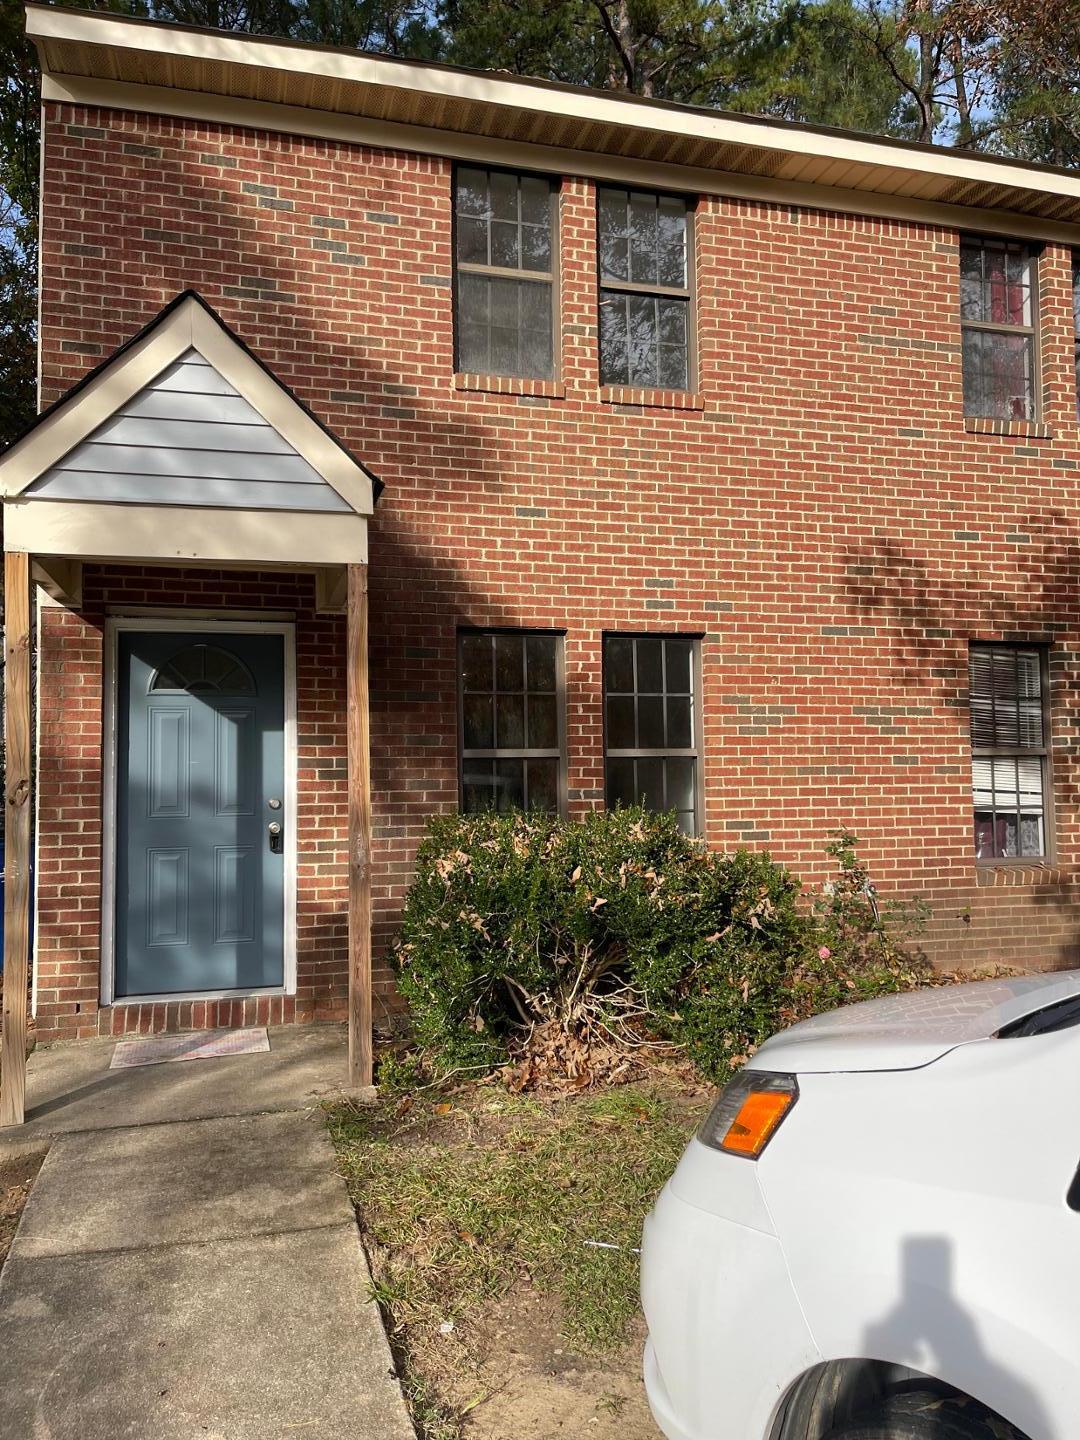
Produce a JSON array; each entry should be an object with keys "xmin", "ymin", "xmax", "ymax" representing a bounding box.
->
[
  {"xmin": 4, "ymin": 499, "xmax": 369, "ymax": 565},
  {"xmin": 100, "ymin": 616, "xmax": 299, "ymax": 1008}
]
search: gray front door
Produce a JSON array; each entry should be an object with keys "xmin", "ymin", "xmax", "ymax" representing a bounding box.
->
[{"xmin": 115, "ymin": 630, "xmax": 286, "ymax": 998}]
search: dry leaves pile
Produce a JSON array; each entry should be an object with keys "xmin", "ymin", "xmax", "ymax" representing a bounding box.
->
[
  {"xmin": 498, "ymin": 1015, "xmax": 700, "ymax": 1095},
  {"xmin": 499, "ymin": 1016, "xmax": 640, "ymax": 1094}
]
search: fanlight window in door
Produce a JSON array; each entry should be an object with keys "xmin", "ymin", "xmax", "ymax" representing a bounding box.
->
[{"xmin": 149, "ymin": 644, "xmax": 257, "ymax": 696}]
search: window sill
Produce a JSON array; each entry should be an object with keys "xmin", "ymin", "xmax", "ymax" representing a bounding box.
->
[
  {"xmin": 964, "ymin": 417, "xmax": 1054, "ymax": 440},
  {"xmin": 975, "ymin": 861, "xmax": 1062, "ymax": 886},
  {"xmin": 454, "ymin": 373, "xmax": 565, "ymax": 399},
  {"xmin": 598, "ymin": 385, "xmax": 705, "ymax": 411}
]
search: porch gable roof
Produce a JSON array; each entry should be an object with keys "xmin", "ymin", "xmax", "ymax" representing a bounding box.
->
[{"xmin": 0, "ymin": 292, "xmax": 379, "ymax": 567}]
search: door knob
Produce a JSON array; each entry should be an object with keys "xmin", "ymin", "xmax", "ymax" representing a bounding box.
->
[{"xmin": 268, "ymin": 820, "xmax": 283, "ymax": 854}]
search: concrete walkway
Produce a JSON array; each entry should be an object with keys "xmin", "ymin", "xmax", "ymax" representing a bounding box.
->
[
  {"xmin": 4, "ymin": 1024, "xmax": 354, "ymax": 1144},
  {"xmin": 0, "ymin": 1030, "xmax": 414, "ymax": 1439}
]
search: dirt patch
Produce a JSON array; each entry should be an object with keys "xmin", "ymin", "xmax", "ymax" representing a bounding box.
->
[
  {"xmin": 330, "ymin": 1077, "xmax": 708, "ymax": 1440},
  {"xmin": 452, "ymin": 1291, "xmax": 658, "ymax": 1440},
  {"xmin": 0, "ymin": 1149, "xmax": 45, "ymax": 1270}
]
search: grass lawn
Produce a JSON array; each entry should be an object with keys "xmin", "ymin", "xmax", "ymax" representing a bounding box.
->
[{"xmin": 329, "ymin": 1075, "xmax": 709, "ymax": 1440}]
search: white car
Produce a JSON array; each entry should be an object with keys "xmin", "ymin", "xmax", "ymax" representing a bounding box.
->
[{"xmin": 641, "ymin": 971, "xmax": 1080, "ymax": 1440}]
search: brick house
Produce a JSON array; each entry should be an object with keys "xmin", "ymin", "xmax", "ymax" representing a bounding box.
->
[{"xmin": 5, "ymin": 3, "xmax": 1080, "ymax": 1107}]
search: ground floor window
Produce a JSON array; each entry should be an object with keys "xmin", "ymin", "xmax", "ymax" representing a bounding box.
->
[
  {"xmin": 458, "ymin": 629, "xmax": 565, "ymax": 815},
  {"xmin": 969, "ymin": 642, "xmax": 1050, "ymax": 860},
  {"xmin": 603, "ymin": 633, "xmax": 701, "ymax": 834}
]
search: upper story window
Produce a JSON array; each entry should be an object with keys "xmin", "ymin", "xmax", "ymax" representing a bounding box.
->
[
  {"xmin": 453, "ymin": 167, "xmax": 557, "ymax": 380},
  {"xmin": 458, "ymin": 630, "xmax": 565, "ymax": 815},
  {"xmin": 969, "ymin": 643, "xmax": 1049, "ymax": 862},
  {"xmin": 960, "ymin": 237, "xmax": 1038, "ymax": 421},
  {"xmin": 597, "ymin": 188, "xmax": 693, "ymax": 391},
  {"xmin": 604, "ymin": 634, "xmax": 701, "ymax": 834},
  {"xmin": 1072, "ymin": 252, "xmax": 1080, "ymax": 418}
]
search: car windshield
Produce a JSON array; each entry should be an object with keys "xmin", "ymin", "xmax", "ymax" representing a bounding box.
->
[{"xmin": 998, "ymin": 994, "xmax": 1080, "ymax": 1038}]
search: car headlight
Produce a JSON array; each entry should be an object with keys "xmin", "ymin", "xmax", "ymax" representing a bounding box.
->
[{"xmin": 698, "ymin": 1070, "xmax": 799, "ymax": 1159}]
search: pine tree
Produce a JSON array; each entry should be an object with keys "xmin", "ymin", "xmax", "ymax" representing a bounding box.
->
[{"xmin": 0, "ymin": 0, "xmax": 38, "ymax": 447}]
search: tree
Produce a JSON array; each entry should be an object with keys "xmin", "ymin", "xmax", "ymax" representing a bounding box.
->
[
  {"xmin": 745, "ymin": 0, "xmax": 914, "ymax": 132},
  {"xmin": 829, "ymin": 1, "xmax": 995, "ymax": 145},
  {"xmin": 445, "ymin": 0, "xmax": 910, "ymax": 132},
  {"xmin": 294, "ymin": 0, "xmax": 442, "ymax": 53},
  {"xmin": 149, "ymin": 0, "xmax": 297, "ymax": 31},
  {"xmin": 0, "ymin": 0, "xmax": 39, "ymax": 448},
  {"xmin": 979, "ymin": 0, "xmax": 1080, "ymax": 165}
]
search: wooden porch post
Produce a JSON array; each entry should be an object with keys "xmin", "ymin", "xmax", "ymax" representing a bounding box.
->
[
  {"xmin": 1, "ymin": 551, "xmax": 31, "ymax": 1127},
  {"xmin": 346, "ymin": 562, "xmax": 373, "ymax": 1089}
]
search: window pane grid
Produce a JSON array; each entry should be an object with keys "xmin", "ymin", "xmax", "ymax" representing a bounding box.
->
[
  {"xmin": 972, "ymin": 756, "xmax": 1045, "ymax": 860},
  {"xmin": 959, "ymin": 237, "xmax": 1037, "ymax": 421},
  {"xmin": 599, "ymin": 292, "xmax": 689, "ymax": 389},
  {"xmin": 457, "ymin": 273, "xmax": 553, "ymax": 383},
  {"xmin": 455, "ymin": 167, "xmax": 554, "ymax": 278},
  {"xmin": 459, "ymin": 631, "xmax": 563, "ymax": 815},
  {"xmin": 604, "ymin": 635, "xmax": 699, "ymax": 834},
  {"xmin": 598, "ymin": 187, "xmax": 691, "ymax": 391},
  {"xmin": 454, "ymin": 166, "xmax": 555, "ymax": 380},
  {"xmin": 970, "ymin": 643, "xmax": 1048, "ymax": 861}
]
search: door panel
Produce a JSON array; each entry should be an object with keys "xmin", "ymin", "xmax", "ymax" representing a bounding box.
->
[
  {"xmin": 214, "ymin": 845, "xmax": 255, "ymax": 944},
  {"xmin": 148, "ymin": 708, "xmax": 190, "ymax": 817},
  {"xmin": 116, "ymin": 630, "xmax": 286, "ymax": 998},
  {"xmin": 214, "ymin": 707, "xmax": 257, "ymax": 816},
  {"xmin": 146, "ymin": 849, "xmax": 189, "ymax": 947}
]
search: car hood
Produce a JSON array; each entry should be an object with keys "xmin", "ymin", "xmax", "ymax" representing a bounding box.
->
[{"xmin": 748, "ymin": 970, "xmax": 1080, "ymax": 1073}]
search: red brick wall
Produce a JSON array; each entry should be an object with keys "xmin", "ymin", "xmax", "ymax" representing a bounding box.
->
[{"xmin": 32, "ymin": 102, "xmax": 1080, "ymax": 1039}]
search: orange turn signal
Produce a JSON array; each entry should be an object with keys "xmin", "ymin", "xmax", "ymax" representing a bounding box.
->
[
  {"xmin": 698, "ymin": 1070, "xmax": 799, "ymax": 1160},
  {"xmin": 720, "ymin": 1090, "xmax": 796, "ymax": 1157}
]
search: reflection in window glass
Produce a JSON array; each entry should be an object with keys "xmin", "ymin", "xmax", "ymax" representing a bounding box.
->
[
  {"xmin": 603, "ymin": 635, "xmax": 700, "ymax": 833},
  {"xmin": 459, "ymin": 631, "xmax": 564, "ymax": 815},
  {"xmin": 150, "ymin": 644, "xmax": 256, "ymax": 696},
  {"xmin": 969, "ymin": 643, "xmax": 1048, "ymax": 860},
  {"xmin": 597, "ymin": 188, "xmax": 692, "ymax": 390},
  {"xmin": 959, "ymin": 237, "xmax": 1037, "ymax": 420},
  {"xmin": 454, "ymin": 168, "xmax": 556, "ymax": 380}
]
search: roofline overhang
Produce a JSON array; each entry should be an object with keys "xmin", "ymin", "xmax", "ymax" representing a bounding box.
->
[{"xmin": 27, "ymin": 3, "xmax": 1080, "ymax": 241}]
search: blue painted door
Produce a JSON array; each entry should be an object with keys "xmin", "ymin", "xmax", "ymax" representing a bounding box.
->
[{"xmin": 116, "ymin": 630, "xmax": 286, "ymax": 998}]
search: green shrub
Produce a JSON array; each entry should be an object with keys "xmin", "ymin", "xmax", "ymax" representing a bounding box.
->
[{"xmin": 393, "ymin": 808, "xmax": 933, "ymax": 1083}]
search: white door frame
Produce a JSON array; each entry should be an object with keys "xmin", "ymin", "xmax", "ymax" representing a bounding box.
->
[{"xmin": 101, "ymin": 614, "xmax": 298, "ymax": 1006}]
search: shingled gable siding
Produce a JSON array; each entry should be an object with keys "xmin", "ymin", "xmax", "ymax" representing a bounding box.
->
[
  {"xmin": 28, "ymin": 348, "xmax": 352, "ymax": 512},
  {"xmin": 32, "ymin": 104, "xmax": 1080, "ymax": 1039}
]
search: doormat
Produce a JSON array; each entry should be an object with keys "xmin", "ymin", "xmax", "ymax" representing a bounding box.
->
[{"xmin": 109, "ymin": 1027, "xmax": 270, "ymax": 1070}]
